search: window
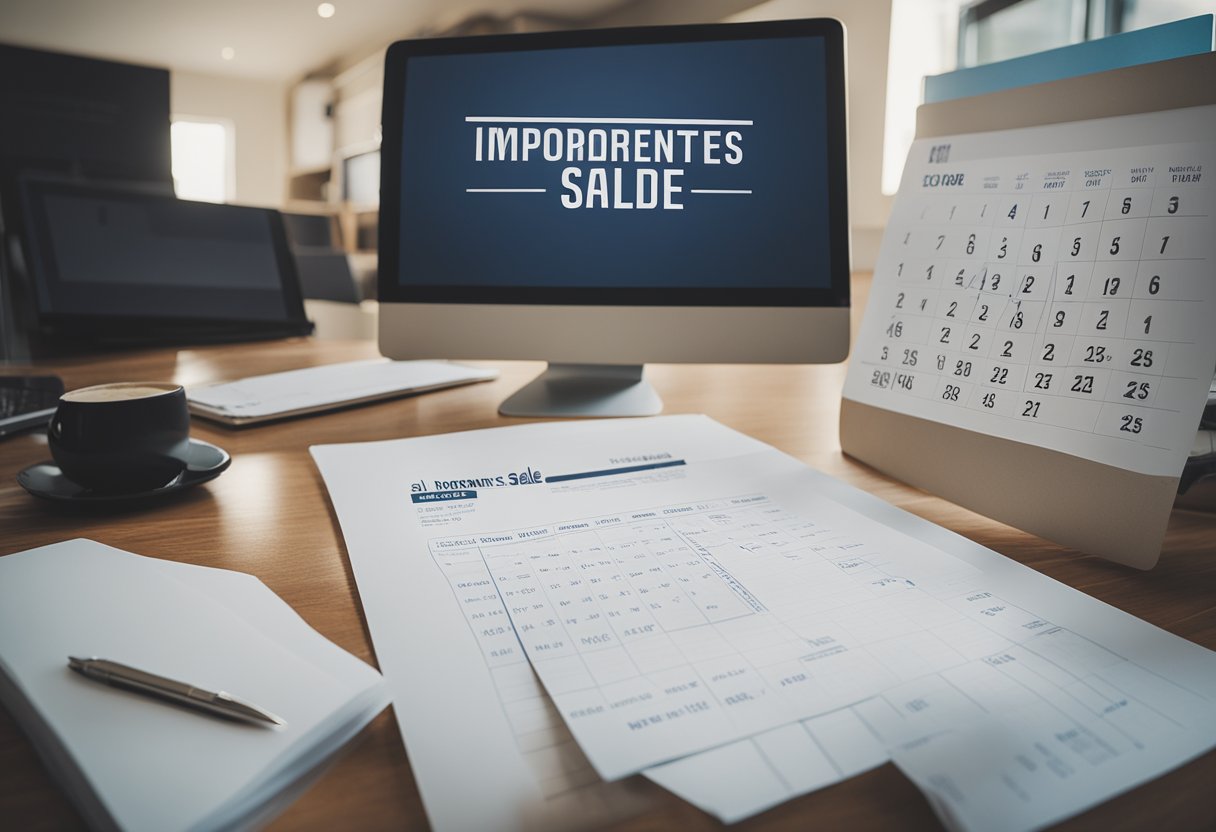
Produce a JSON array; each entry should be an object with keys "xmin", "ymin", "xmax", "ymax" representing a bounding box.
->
[
  {"xmin": 170, "ymin": 118, "xmax": 232, "ymax": 203},
  {"xmin": 883, "ymin": 0, "xmax": 1214, "ymax": 194},
  {"xmin": 883, "ymin": 0, "xmax": 966, "ymax": 195},
  {"xmin": 959, "ymin": 0, "xmax": 1085, "ymax": 66},
  {"xmin": 959, "ymin": 0, "xmax": 1216, "ymax": 66},
  {"xmin": 1116, "ymin": 0, "xmax": 1216, "ymax": 33}
]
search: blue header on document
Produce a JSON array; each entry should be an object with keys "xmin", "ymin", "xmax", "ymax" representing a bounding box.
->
[
  {"xmin": 546, "ymin": 459, "xmax": 686, "ymax": 483},
  {"xmin": 412, "ymin": 490, "xmax": 480, "ymax": 503},
  {"xmin": 924, "ymin": 15, "xmax": 1213, "ymax": 104},
  {"xmin": 410, "ymin": 457, "xmax": 687, "ymax": 502}
]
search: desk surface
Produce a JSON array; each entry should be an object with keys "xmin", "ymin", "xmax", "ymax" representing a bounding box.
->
[{"xmin": 2, "ymin": 278, "xmax": 1215, "ymax": 831}]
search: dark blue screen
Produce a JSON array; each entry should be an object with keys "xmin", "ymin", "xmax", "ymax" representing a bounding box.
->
[{"xmin": 399, "ymin": 37, "xmax": 831, "ymax": 290}]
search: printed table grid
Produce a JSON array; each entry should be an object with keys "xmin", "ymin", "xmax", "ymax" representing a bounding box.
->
[{"xmin": 428, "ymin": 493, "xmax": 1209, "ymax": 781}]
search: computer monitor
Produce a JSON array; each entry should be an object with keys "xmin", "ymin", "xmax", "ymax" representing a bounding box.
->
[
  {"xmin": 378, "ymin": 19, "xmax": 850, "ymax": 417},
  {"xmin": 17, "ymin": 178, "xmax": 313, "ymax": 344},
  {"xmin": 0, "ymin": 44, "xmax": 173, "ymax": 189}
]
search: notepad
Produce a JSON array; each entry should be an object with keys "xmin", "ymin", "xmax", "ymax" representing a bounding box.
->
[
  {"xmin": 188, "ymin": 358, "xmax": 498, "ymax": 426},
  {"xmin": 0, "ymin": 540, "xmax": 388, "ymax": 832}
]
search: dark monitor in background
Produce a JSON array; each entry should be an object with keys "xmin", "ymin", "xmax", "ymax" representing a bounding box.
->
[
  {"xmin": 0, "ymin": 44, "xmax": 172, "ymax": 190},
  {"xmin": 281, "ymin": 212, "xmax": 361, "ymax": 304},
  {"xmin": 283, "ymin": 212, "xmax": 341, "ymax": 250},
  {"xmin": 293, "ymin": 254, "xmax": 362, "ymax": 304},
  {"xmin": 377, "ymin": 19, "xmax": 851, "ymax": 417},
  {"xmin": 0, "ymin": 43, "xmax": 174, "ymax": 359},
  {"xmin": 17, "ymin": 178, "xmax": 313, "ymax": 344}
]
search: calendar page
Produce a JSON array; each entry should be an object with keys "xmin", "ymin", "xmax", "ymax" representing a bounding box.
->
[{"xmin": 843, "ymin": 105, "xmax": 1216, "ymax": 478}]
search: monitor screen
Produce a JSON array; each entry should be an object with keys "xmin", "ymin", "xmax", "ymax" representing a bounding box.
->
[
  {"xmin": 380, "ymin": 19, "xmax": 849, "ymax": 307},
  {"xmin": 18, "ymin": 179, "xmax": 311, "ymax": 338}
]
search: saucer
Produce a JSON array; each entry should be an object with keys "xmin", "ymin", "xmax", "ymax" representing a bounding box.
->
[{"xmin": 17, "ymin": 438, "xmax": 231, "ymax": 504}]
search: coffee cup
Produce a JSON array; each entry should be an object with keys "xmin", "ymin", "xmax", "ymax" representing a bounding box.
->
[{"xmin": 49, "ymin": 382, "xmax": 191, "ymax": 493}]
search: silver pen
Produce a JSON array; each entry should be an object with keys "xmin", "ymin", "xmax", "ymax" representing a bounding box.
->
[{"xmin": 68, "ymin": 657, "xmax": 286, "ymax": 727}]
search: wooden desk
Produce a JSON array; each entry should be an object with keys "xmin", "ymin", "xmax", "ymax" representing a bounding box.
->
[{"xmin": 2, "ymin": 291, "xmax": 1215, "ymax": 831}]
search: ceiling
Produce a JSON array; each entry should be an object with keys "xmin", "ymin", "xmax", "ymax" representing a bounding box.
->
[{"xmin": 0, "ymin": 0, "xmax": 628, "ymax": 82}]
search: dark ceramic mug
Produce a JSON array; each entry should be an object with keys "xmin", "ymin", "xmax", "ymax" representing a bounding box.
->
[{"xmin": 49, "ymin": 382, "xmax": 191, "ymax": 493}]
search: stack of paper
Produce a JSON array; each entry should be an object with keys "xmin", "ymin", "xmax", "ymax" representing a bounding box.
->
[
  {"xmin": 313, "ymin": 415, "xmax": 1216, "ymax": 831},
  {"xmin": 0, "ymin": 540, "xmax": 389, "ymax": 832}
]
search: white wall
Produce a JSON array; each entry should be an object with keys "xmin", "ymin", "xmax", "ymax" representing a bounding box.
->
[
  {"xmin": 728, "ymin": 0, "xmax": 894, "ymax": 268},
  {"xmin": 170, "ymin": 70, "xmax": 288, "ymax": 207},
  {"xmin": 587, "ymin": 0, "xmax": 764, "ymax": 27}
]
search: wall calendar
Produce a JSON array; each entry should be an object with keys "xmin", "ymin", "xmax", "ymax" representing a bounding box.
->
[{"xmin": 844, "ymin": 105, "xmax": 1216, "ymax": 479}]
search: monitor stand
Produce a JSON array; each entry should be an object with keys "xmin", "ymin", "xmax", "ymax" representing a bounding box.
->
[{"xmin": 498, "ymin": 363, "xmax": 663, "ymax": 418}]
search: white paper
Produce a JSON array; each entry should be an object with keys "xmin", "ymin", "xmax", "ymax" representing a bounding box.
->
[
  {"xmin": 412, "ymin": 421, "xmax": 1000, "ymax": 780},
  {"xmin": 187, "ymin": 358, "xmax": 496, "ymax": 420},
  {"xmin": 314, "ymin": 415, "xmax": 1216, "ymax": 830},
  {"xmin": 891, "ymin": 680, "xmax": 1216, "ymax": 832},
  {"xmin": 0, "ymin": 540, "xmax": 388, "ymax": 832},
  {"xmin": 119, "ymin": 555, "xmax": 395, "ymax": 831},
  {"xmin": 645, "ymin": 410, "xmax": 1216, "ymax": 823},
  {"xmin": 843, "ymin": 105, "xmax": 1216, "ymax": 477},
  {"xmin": 645, "ymin": 704, "xmax": 888, "ymax": 823},
  {"xmin": 312, "ymin": 428, "xmax": 660, "ymax": 832}
]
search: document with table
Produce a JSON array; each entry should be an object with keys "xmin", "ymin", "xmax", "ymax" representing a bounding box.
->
[{"xmin": 312, "ymin": 415, "xmax": 1216, "ymax": 830}]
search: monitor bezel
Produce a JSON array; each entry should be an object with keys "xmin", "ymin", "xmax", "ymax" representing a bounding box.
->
[{"xmin": 379, "ymin": 18, "xmax": 850, "ymax": 308}]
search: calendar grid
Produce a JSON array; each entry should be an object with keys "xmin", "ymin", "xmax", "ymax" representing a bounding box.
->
[{"xmin": 847, "ymin": 133, "xmax": 1215, "ymax": 474}]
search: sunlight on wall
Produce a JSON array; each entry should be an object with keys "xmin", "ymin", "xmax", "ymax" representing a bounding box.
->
[{"xmin": 881, "ymin": 0, "xmax": 963, "ymax": 196}]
